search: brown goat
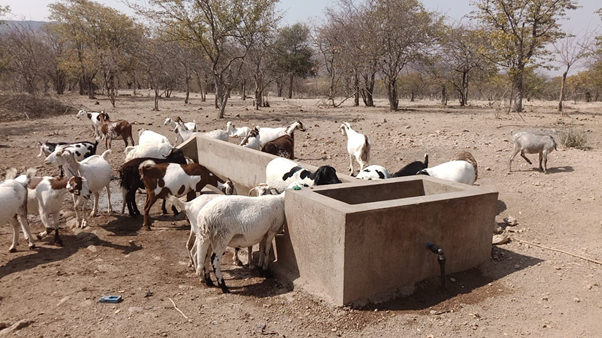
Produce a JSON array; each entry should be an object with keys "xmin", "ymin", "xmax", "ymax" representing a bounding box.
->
[
  {"xmin": 98, "ymin": 112, "xmax": 135, "ymax": 149},
  {"xmin": 138, "ymin": 160, "xmax": 236, "ymax": 230},
  {"xmin": 261, "ymin": 134, "xmax": 294, "ymax": 159}
]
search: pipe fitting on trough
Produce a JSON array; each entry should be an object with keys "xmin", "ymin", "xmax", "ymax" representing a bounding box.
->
[{"xmin": 427, "ymin": 242, "xmax": 447, "ymax": 289}]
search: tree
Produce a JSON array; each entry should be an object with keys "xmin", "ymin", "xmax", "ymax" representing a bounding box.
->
[
  {"xmin": 50, "ymin": 0, "xmax": 140, "ymax": 102},
  {"xmin": 553, "ymin": 31, "xmax": 593, "ymax": 113},
  {"xmin": 372, "ymin": 0, "xmax": 438, "ymax": 111},
  {"xmin": 273, "ymin": 23, "xmax": 316, "ymax": 99},
  {"xmin": 133, "ymin": 0, "xmax": 279, "ymax": 118},
  {"xmin": 471, "ymin": 0, "xmax": 578, "ymax": 112}
]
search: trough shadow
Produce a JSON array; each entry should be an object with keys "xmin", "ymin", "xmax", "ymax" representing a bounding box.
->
[
  {"xmin": 356, "ymin": 247, "xmax": 543, "ymax": 311},
  {"xmin": 0, "ymin": 231, "xmax": 142, "ymax": 280},
  {"xmin": 496, "ymin": 199, "xmax": 507, "ymax": 215}
]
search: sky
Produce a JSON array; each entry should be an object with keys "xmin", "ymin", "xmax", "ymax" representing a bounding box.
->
[
  {"xmin": 3, "ymin": 0, "xmax": 601, "ymax": 74},
  {"xmin": 4, "ymin": 0, "xmax": 600, "ymax": 34}
]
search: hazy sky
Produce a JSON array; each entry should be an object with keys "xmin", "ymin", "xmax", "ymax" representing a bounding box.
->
[{"xmin": 4, "ymin": 0, "xmax": 600, "ymax": 34}]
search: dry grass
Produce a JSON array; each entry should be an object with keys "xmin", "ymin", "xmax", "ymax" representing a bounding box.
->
[
  {"xmin": 559, "ymin": 127, "xmax": 589, "ymax": 149},
  {"xmin": 0, "ymin": 93, "xmax": 77, "ymax": 121}
]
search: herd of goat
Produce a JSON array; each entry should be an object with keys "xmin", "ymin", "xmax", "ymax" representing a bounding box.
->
[{"xmin": 1, "ymin": 109, "xmax": 559, "ymax": 292}]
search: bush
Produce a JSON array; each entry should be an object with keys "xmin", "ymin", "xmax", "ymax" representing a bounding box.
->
[
  {"xmin": 559, "ymin": 128, "xmax": 588, "ymax": 149},
  {"xmin": 0, "ymin": 93, "xmax": 77, "ymax": 122}
]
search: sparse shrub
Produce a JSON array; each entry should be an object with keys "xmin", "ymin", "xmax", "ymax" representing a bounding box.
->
[
  {"xmin": 0, "ymin": 94, "xmax": 77, "ymax": 122},
  {"xmin": 559, "ymin": 128, "xmax": 588, "ymax": 149}
]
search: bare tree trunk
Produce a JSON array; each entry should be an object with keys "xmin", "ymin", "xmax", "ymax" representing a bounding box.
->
[
  {"xmin": 108, "ymin": 73, "xmax": 116, "ymax": 107},
  {"xmin": 512, "ymin": 67, "xmax": 524, "ymax": 112},
  {"xmin": 558, "ymin": 69, "xmax": 568, "ymax": 113},
  {"xmin": 254, "ymin": 72, "xmax": 263, "ymax": 110},
  {"xmin": 132, "ymin": 71, "xmax": 137, "ymax": 96},
  {"xmin": 386, "ymin": 77, "xmax": 398, "ymax": 111},
  {"xmin": 241, "ymin": 79, "xmax": 246, "ymax": 100},
  {"xmin": 153, "ymin": 88, "xmax": 160, "ymax": 111},
  {"xmin": 288, "ymin": 73, "xmax": 294, "ymax": 99},
  {"xmin": 441, "ymin": 84, "xmax": 447, "ymax": 106},
  {"xmin": 353, "ymin": 73, "xmax": 360, "ymax": 107},
  {"xmin": 362, "ymin": 73, "xmax": 375, "ymax": 107}
]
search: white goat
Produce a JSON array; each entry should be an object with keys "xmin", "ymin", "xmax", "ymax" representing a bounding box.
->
[
  {"xmin": 186, "ymin": 189, "xmax": 287, "ymax": 293},
  {"xmin": 45, "ymin": 149, "xmax": 113, "ymax": 218},
  {"xmin": 77, "ymin": 109, "xmax": 105, "ymax": 139},
  {"xmin": 138, "ymin": 129, "xmax": 171, "ymax": 146},
  {"xmin": 340, "ymin": 122, "xmax": 371, "ymax": 176},
  {"xmin": 226, "ymin": 121, "xmax": 251, "ymax": 138},
  {"xmin": 258, "ymin": 120, "xmax": 306, "ymax": 146},
  {"xmin": 124, "ymin": 142, "xmax": 174, "ymax": 162},
  {"xmin": 203, "ymin": 129, "xmax": 229, "ymax": 141},
  {"xmin": 165, "ymin": 117, "xmax": 197, "ymax": 144},
  {"xmin": 239, "ymin": 127, "xmax": 261, "ymax": 150},
  {"xmin": 356, "ymin": 165, "xmax": 391, "ymax": 180},
  {"xmin": 417, "ymin": 160, "xmax": 476, "ymax": 185},
  {"xmin": 508, "ymin": 131, "xmax": 558, "ymax": 173},
  {"xmin": 26, "ymin": 176, "xmax": 91, "ymax": 245},
  {"xmin": 1, "ymin": 168, "xmax": 37, "ymax": 252}
]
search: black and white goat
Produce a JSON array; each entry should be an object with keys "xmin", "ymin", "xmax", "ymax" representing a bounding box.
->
[
  {"xmin": 266, "ymin": 157, "xmax": 342, "ymax": 193},
  {"xmin": 356, "ymin": 165, "xmax": 391, "ymax": 180},
  {"xmin": 39, "ymin": 141, "xmax": 98, "ymax": 176},
  {"xmin": 76, "ymin": 109, "xmax": 106, "ymax": 139}
]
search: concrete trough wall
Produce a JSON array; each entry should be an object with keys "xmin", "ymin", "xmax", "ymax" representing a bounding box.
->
[{"xmin": 181, "ymin": 135, "xmax": 498, "ymax": 306}]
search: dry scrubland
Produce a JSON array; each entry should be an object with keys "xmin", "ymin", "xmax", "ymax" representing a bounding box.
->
[{"xmin": 1, "ymin": 91, "xmax": 602, "ymax": 337}]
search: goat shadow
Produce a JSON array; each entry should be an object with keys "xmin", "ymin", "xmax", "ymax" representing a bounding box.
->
[
  {"xmin": 512, "ymin": 165, "xmax": 574, "ymax": 174},
  {"xmin": 100, "ymin": 212, "xmax": 189, "ymax": 236},
  {"xmin": 355, "ymin": 247, "xmax": 543, "ymax": 311},
  {"xmin": 0, "ymin": 231, "xmax": 142, "ymax": 280}
]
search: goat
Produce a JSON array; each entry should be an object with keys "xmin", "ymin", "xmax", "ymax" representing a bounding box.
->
[
  {"xmin": 45, "ymin": 148, "xmax": 113, "ymax": 218},
  {"xmin": 266, "ymin": 157, "xmax": 342, "ymax": 193},
  {"xmin": 1, "ymin": 168, "xmax": 37, "ymax": 252},
  {"xmin": 508, "ymin": 131, "xmax": 558, "ymax": 174},
  {"xmin": 165, "ymin": 117, "xmax": 197, "ymax": 144},
  {"xmin": 356, "ymin": 165, "xmax": 391, "ymax": 180},
  {"xmin": 76, "ymin": 109, "xmax": 107, "ymax": 139},
  {"xmin": 98, "ymin": 112, "xmax": 135, "ymax": 149},
  {"xmin": 240, "ymin": 127, "xmax": 261, "ymax": 150},
  {"xmin": 26, "ymin": 176, "xmax": 91, "ymax": 246},
  {"xmin": 177, "ymin": 188, "xmax": 287, "ymax": 293},
  {"xmin": 340, "ymin": 122, "xmax": 370, "ymax": 176},
  {"xmin": 452, "ymin": 151, "xmax": 478, "ymax": 181},
  {"xmin": 203, "ymin": 129, "xmax": 229, "ymax": 141},
  {"xmin": 39, "ymin": 141, "xmax": 98, "ymax": 177},
  {"xmin": 138, "ymin": 160, "xmax": 237, "ymax": 230},
  {"xmin": 124, "ymin": 142, "xmax": 174, "ymax": 162},
  {"xmin": 392, "ymin": 154, "xmax": 429, "ymax": 177},
  {"xmin": 226, "ymin": 121, "xmax": 251, "ymax": 138},
  {"xmin": 418, "ymin": 160, "xmax": 476, "ymax": 185},
  {"xmin": 138, "ymin": 129, "xmax": 171, "ymax": 146},
  {"xmin": 261, "ymin": 134, "xmax": 294, "ymax": 159},
  {"xmin": 258, "ymin": 120, "xmax": 306, "ymax": 147},
  {"xmin": 119, "ymin": 148, "xmax": 188, "ymax": 217}
]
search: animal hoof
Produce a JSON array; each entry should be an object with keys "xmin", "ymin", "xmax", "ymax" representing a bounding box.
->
[
  {"xmin": 28, "ymin": 244, "xmax": 36, "ymax": 250},
  {"xmin": 145, "ymin": 226, "xmax": 152, "ymax": 231},
  {"xmin": 55, "ymin": 241, "xmax": 64, "ymax": 247},
  {"xmin": 9, "ymin": 248, "xmax": 17, "ymax": 253},
  {"xmin": 204, "ymin": 278, "xmax": 215, "ymax": 287},
  {"xmin": 36, "ymin": 234, "xmax": 43, "ymax": 240},
  {"xmin": 234, "ymin": 260, "xmax": 243, "ymax": 267},
  {"xmin": 221, "ymin": 286, "xmax": 231, "ymax": 293}
]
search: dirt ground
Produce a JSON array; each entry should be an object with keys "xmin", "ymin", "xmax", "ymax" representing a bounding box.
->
[{"xmin": 1, "ymin": 91, "xmax": 602, "ymax": 337}]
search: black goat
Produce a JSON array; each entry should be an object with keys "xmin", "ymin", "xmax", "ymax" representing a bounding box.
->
[{"xmin": 392, "ymin": 154, "xmax": 429, "ymax": 177}]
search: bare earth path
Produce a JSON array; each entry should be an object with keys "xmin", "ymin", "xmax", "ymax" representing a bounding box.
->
[{"xmin": 1, "ymin": 92, "xmax": 601, "ymax": 337}]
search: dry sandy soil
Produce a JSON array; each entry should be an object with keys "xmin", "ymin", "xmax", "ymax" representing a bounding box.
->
[{"xmin": 1, "ymin": 91, "xmax": 601, "ymax": 337}]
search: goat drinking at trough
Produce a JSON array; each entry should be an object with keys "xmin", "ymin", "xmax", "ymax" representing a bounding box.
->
[
  {"xmin": 138, "ymin": 160, "xmax": 237, "ymax": 230},
  {"xmin": 258, "ymin": 120, "xmax": 306, "ymax": 147},
  {"xmin": 98, "ymin": 112, "xmax": 135, "ymax": 149},
  {"xmin": 1, "ymin": 168, "xmax": 37, "ymax": 252},
  {"xmin": 508, "ymin": 131, "xmax": 557, "ymax": 174},
  {"xmin": 340, "ymin": 122, "xmax": 370, "ymax": 176},
  {"xmin": 417, "ymin": 152, "xmax": 478, "ymax": 185},
  {"xmin": 26, "ymin": 176, "xmax": 91, "ymax": 246},
  {"xmin": 119, "ymin": 148, "xmax": 188, "ymax": 217},
  {"xmin": 356, "ymin": 165, "xmax": 391, "ymax": 180},
  {"xmin": 240, "ymin": 127, "xmax": 261, "ymax": 150},
  {"xmin": 392, "ymin": 154, "xmax": 429, "ymax": 177},
  {"xmin": 261, "ymin": 134, "xmax": 295, "ymax": 159},
  {"xmin": 173, "ymin": 185, "xmax": 288, "ymax": 293},
  {"xmin": 165, "ymin": 117, "xmax": 198, "ymax": 144},
  {"xmin": 266, "ymin": 157, "xmax": 342, "ymax": 193}
]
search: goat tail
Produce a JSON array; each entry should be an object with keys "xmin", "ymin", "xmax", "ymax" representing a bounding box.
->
[
  {"xmin": 167, "ymin": 195, "xmax": 185, "ymax": 212},
  {"xmin": 363, "ymin": 135, "xmax": 371, "ymax": 164},
  {"xmin": 101, "ymin": 149, "xmax": 112, "ymax": 160},
  {"xmin": 4, "ymin": 168, "xmax": 18, "ymax": 181},
  {"xmin": 423, "ymin": 153, "xmax": 429, "ymax": 168}
]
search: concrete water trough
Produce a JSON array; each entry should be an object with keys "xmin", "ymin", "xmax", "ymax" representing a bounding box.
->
[{"xmin": 180, "ymin": 135, "xmax": 499, "ymax": 306}]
